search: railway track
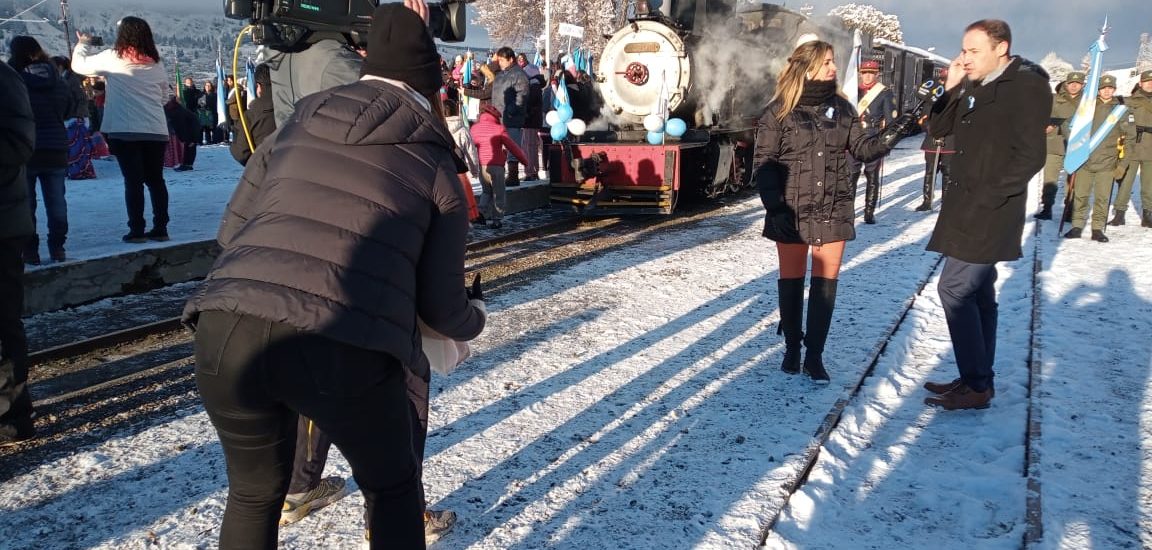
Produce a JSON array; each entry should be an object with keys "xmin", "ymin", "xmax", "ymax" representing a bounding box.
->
[{"xmin": 756, "ymin": 220, "xmax": 1049, "ymax": 547}]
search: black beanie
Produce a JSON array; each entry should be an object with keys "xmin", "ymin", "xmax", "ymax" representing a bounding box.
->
[{"xmin": 361, "ymin": 3, "xmax": 443, "ymax": 98}]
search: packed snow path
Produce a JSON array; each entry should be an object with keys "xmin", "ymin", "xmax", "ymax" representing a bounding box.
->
[{"xmin": 2, "ymin": 145, "xmax": 1151, "ymax": 549}]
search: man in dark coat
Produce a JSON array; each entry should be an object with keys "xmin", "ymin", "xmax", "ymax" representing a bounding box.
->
[
  {"xmin": 230, "ymin": 63, "xmax": 276, "ymax": 166},
  {"xmin": 922, "ymin": 19, "xmax": 1050, "ymax": 411},
  {"xmin": 491, "ymin": 47, "xmax": 528, "ymax": 186},
  {"xmin": 0, "ymin": 60, "xmax": 36, "ymax": 446}
]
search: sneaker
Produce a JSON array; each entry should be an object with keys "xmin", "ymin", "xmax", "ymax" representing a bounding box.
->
[
  {"xmin": 424, "ymin": 509, "xmax": 457, "ymax": 543},
  {"xmin": 280, "ymin": 476, "xmax": 348, "ymax": 525},
  {"xmin": 0, "ymin": 424, "xmax": 35, "ymax": 447},
  {"xmin": 924, "ymin": 383, "xmax": 992, "ymax": 410},
  {"xmin": 49, "ymin": 247, "xmax": 66, "ymax": 263},
  {"xmin": 122, "ymin": 232, "xmax": 147, "ymax": 244},
  {"xmin": 22, "ymin": 249, "xmax": 41, "ymax": 266},
  {"xmin": 144, "ymin": 228, "xmax": 170, "ymax": 242}
]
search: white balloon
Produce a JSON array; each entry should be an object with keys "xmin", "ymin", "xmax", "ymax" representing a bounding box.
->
[
  {"xmin": 643, "ymin": 114, "xmax": 665, "ymax": 133},
  {"xmin": 567, "ymin": 118, "xmax": 587, "ymax": 136},
  {"xmin": 545, "ymin": 110, "xmax": 561, "ymax": 127}
]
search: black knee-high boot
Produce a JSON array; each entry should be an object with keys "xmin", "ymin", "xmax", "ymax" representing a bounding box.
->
[
  {"xmin": 863, "ymin": 168, "xmax": 880, "ymax": 223},
  {"xmin": 777, "ymin": 278, "xmax": 805, "ymax": 374},
  {"xmin": 916, "ymin": 166, "xmax": 934, "ymax": 211},
  {"xmin": 803, "ymin": 277, "xmax": 838, "ymax": 383}
]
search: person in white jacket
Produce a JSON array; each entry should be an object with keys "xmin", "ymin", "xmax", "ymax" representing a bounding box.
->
[{"xmin": 71, "ymin": 17, "xmax": 171, "ymax": 243}]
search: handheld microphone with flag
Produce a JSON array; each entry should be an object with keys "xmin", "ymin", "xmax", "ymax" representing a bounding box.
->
[{"xmin": 910, "ymin": 79, "xmax": 947, "ymax": 119}]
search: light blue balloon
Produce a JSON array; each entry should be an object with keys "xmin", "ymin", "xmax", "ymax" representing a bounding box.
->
[
  {"xmin": 556, "ymin": 104, "xmax": 574, "ymax": 123},
  {"xmin": 665, "ymin": 118, "xmax": 687, "ymax": 137},
  {"xmin": 551, "ymin": 123, "xmax": 569, "ymax": 141},
  {"xmin": 646, "ymin": 131, "xmax": 664, "ymax": 145}
]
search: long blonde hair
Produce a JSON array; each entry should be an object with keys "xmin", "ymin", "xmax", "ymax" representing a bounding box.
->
[{"xmin": 770, "ymin": 40, "xmax": 835, "ymax": 122}]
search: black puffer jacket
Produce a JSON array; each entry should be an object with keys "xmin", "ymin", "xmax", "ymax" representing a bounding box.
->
[
  {"xmin": 183, "ymin": 80, "xmax": 485, "ymax": 371},
  {"xmin": 0, "ymin": 61, "xmax": 35, "ymax": 240},
  {"xmin": 753, "ymin": 94, "xmax": 891, "ymax": 246},
  {"xmin": 18, "ymin": 60, "xmax": 69, "ymax": 168}
]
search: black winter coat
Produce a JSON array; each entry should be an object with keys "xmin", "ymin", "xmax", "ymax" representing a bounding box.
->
[
  {"xmin": 18, "ymin": 60, "xmax": 69, "ymax": 168},
  {"xmin": 165, "ymin": 98, "xmax": 200, "ymax": 144},
  {"xmin": 0, "ymin": 61, "xmax": 35, "ymax": 240},
  {"xmin": 229, "ymin": 93, "xmax": 277, "ymax": 166},
  {"xmin": 927, "ymin": 57, "xmax": 1050, "ymax": 264},
  {"xmin": 753, "ymin": 94, "xmax": 891, "ymax": 246},
  {"xmin": 183, "ymin": 80, "xmax": 485, "ymax": 374},
  {"xmin": 526, "ymin": 74, "xmax": 545, "ymax": 129}
]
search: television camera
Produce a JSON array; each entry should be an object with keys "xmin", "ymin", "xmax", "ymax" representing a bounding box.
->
[{"xmin": 224, "ymin": 0, "xmax": 470, "ymax": 51}]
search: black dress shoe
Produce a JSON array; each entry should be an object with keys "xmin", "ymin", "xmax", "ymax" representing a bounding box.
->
[{"xmin": 1090, "ymin": 230, "xmax": 1109, "ymax": 243}]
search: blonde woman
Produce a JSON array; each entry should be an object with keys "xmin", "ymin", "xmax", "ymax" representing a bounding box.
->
[{"xmin": 753, "ymin": 40, "xmax": 915, "ymax": 383}]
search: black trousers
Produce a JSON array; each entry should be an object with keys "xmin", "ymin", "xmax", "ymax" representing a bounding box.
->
[
  {"xmin": 108, "ymin": 139, "xmax": 169, "ymax": 234},
  {"xmin": 290, "ymin": 351, "xmax": 431, "ymax": 506},
  {"xmin": 194, "ymin": 311, "xmax": 424, "ymax": 550},
  {"xmin": 181, "ymin": 142, "xmax": 198, "ymax": 168},
  {"xmin": 0, "ymin": 236, "xmax": 32, "ymax": 435}
]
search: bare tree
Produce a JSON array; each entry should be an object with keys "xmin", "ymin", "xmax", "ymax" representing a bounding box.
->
[
  {"xmin": 1040, "ymin": 52, "xmax": 1074, "ymax": 83},
  {"xmin": 828, "ymin": 3, "xmax": 903, "ymax": 43},
  {"xmin": 474, "ymin": 0, "xmax": 619, "ymax": 61}
]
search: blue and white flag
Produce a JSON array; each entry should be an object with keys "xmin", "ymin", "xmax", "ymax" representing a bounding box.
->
[
  {"xmin": 1064, "ymin": 21, "xmax": 1109, "ymax": 174},
  {"xmin": 553, "ymin": 73, "xmax": 569, "ymax": 109},
  {"xmin": 1084, "ymin": 103, "xmax": 1129, "ymax": 151},
  {"xmin": 215, "ymin": 57, "xmax": 228, "ymax": 127},
  {"xmin": 841, "ymin": 30, "xmax": 862, "ymax": 110},
  {"xmin": 463, "ymin": 54, "xmax": 473, "ymax": 85},
  {"xmin": 532, "ymin": 50, "xmax": 542, "ymax": 67},
  {"xmin": 587, "ymin": 53, "xmax": 594, "ymax": 79},
  {"xmin": 245, "ymin": 58, "xmax": 257, "ymax": 108}
]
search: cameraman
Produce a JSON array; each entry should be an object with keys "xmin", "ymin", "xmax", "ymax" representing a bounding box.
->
[{"xmin": 265, "ymin": 26, "xmax": 363, "ymax": 128}]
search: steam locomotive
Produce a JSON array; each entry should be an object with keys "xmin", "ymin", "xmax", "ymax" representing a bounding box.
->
[{"xmin": 547, "ymin": 0, "xmax": 948, "ymax": 214}]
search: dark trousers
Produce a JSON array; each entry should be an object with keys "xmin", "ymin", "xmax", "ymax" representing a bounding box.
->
[
  {"xmin": 108, "ymin": 139, "xmax": 169, "ymax": 234},
  {"xmin": 194, "ymin": 311, "xmax": 424, "ymax": 550},
  {"xmin": 850, "ymin": 158, "xmax": 883, "ymax": 213},
  {"xmin": 0, "ymin": 236, "xmax": 33, "ymax": 435},
  {"xmin": 26, "ymin": 166, "xmax": 69, "ymax": 251},
  {"xmin": 181, "ymin": 142, "xmax": 198, "ymax": 168},
  {"xmin": 290, "ymin": 352, "xmax": 431, "ymax": 507},
  {"xmin": 938, "ymin": 257, "xmax": 999, "ymax": 393}
]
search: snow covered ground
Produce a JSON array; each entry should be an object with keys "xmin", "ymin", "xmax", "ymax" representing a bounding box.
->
[{"xmin": 3, "ymin": 144, "xmax": 1151, "ymax": 549}]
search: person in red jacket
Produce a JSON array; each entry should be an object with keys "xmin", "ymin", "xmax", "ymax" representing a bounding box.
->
[{"xmin": 469, "ymin": 104, "xmax": 529, "ymax": 228}]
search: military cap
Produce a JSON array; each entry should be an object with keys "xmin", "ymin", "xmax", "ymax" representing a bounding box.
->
[
  {"xmin": 1065, "ymin": 72, "xmax": 1085, "ymax": 83},
  {"xmin": 1141, "ymin": 70, "xmax": 1152, "ymax": 83},
  {"xmin": 1099, "ymin": 74, "xmax": 1117, "ymax": 89},
  {"xmin": 860, "ymin": 59, "xmax": 880, "ymax": 73}
]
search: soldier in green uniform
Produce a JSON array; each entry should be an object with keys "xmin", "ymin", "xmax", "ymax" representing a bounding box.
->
[
  {"xmin": 1108, "ymin": 70, "xmax": 1152, "ymax": 228},
  {"xmin": 1035, "ymin": 71, "xmax": 1083, "ymax": 220},
  {"xmin": 1064, "ymin": 75, "xmax": 1126, "ymax": 242}
]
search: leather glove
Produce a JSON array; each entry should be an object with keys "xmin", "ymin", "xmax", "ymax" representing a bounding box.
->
[
  {"xmin": 466, "ymin": 273, "xmax": 483, "ymax": 301},
  {"xmin": 879, "ymin": 114, "xmax": 918, "ymax": 148}
]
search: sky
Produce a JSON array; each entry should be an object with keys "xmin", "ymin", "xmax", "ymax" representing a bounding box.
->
[
  {"xmin": 4, "ymin": 143, "xmax": 1152, "ymax": 548},
  {"xmin": 64, "ymin": 0, "xmax": 1150, "ymax": 67},
  {"xmin": 806, "ymin": 0, "xmax": 1150, "ymax": 67}
]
